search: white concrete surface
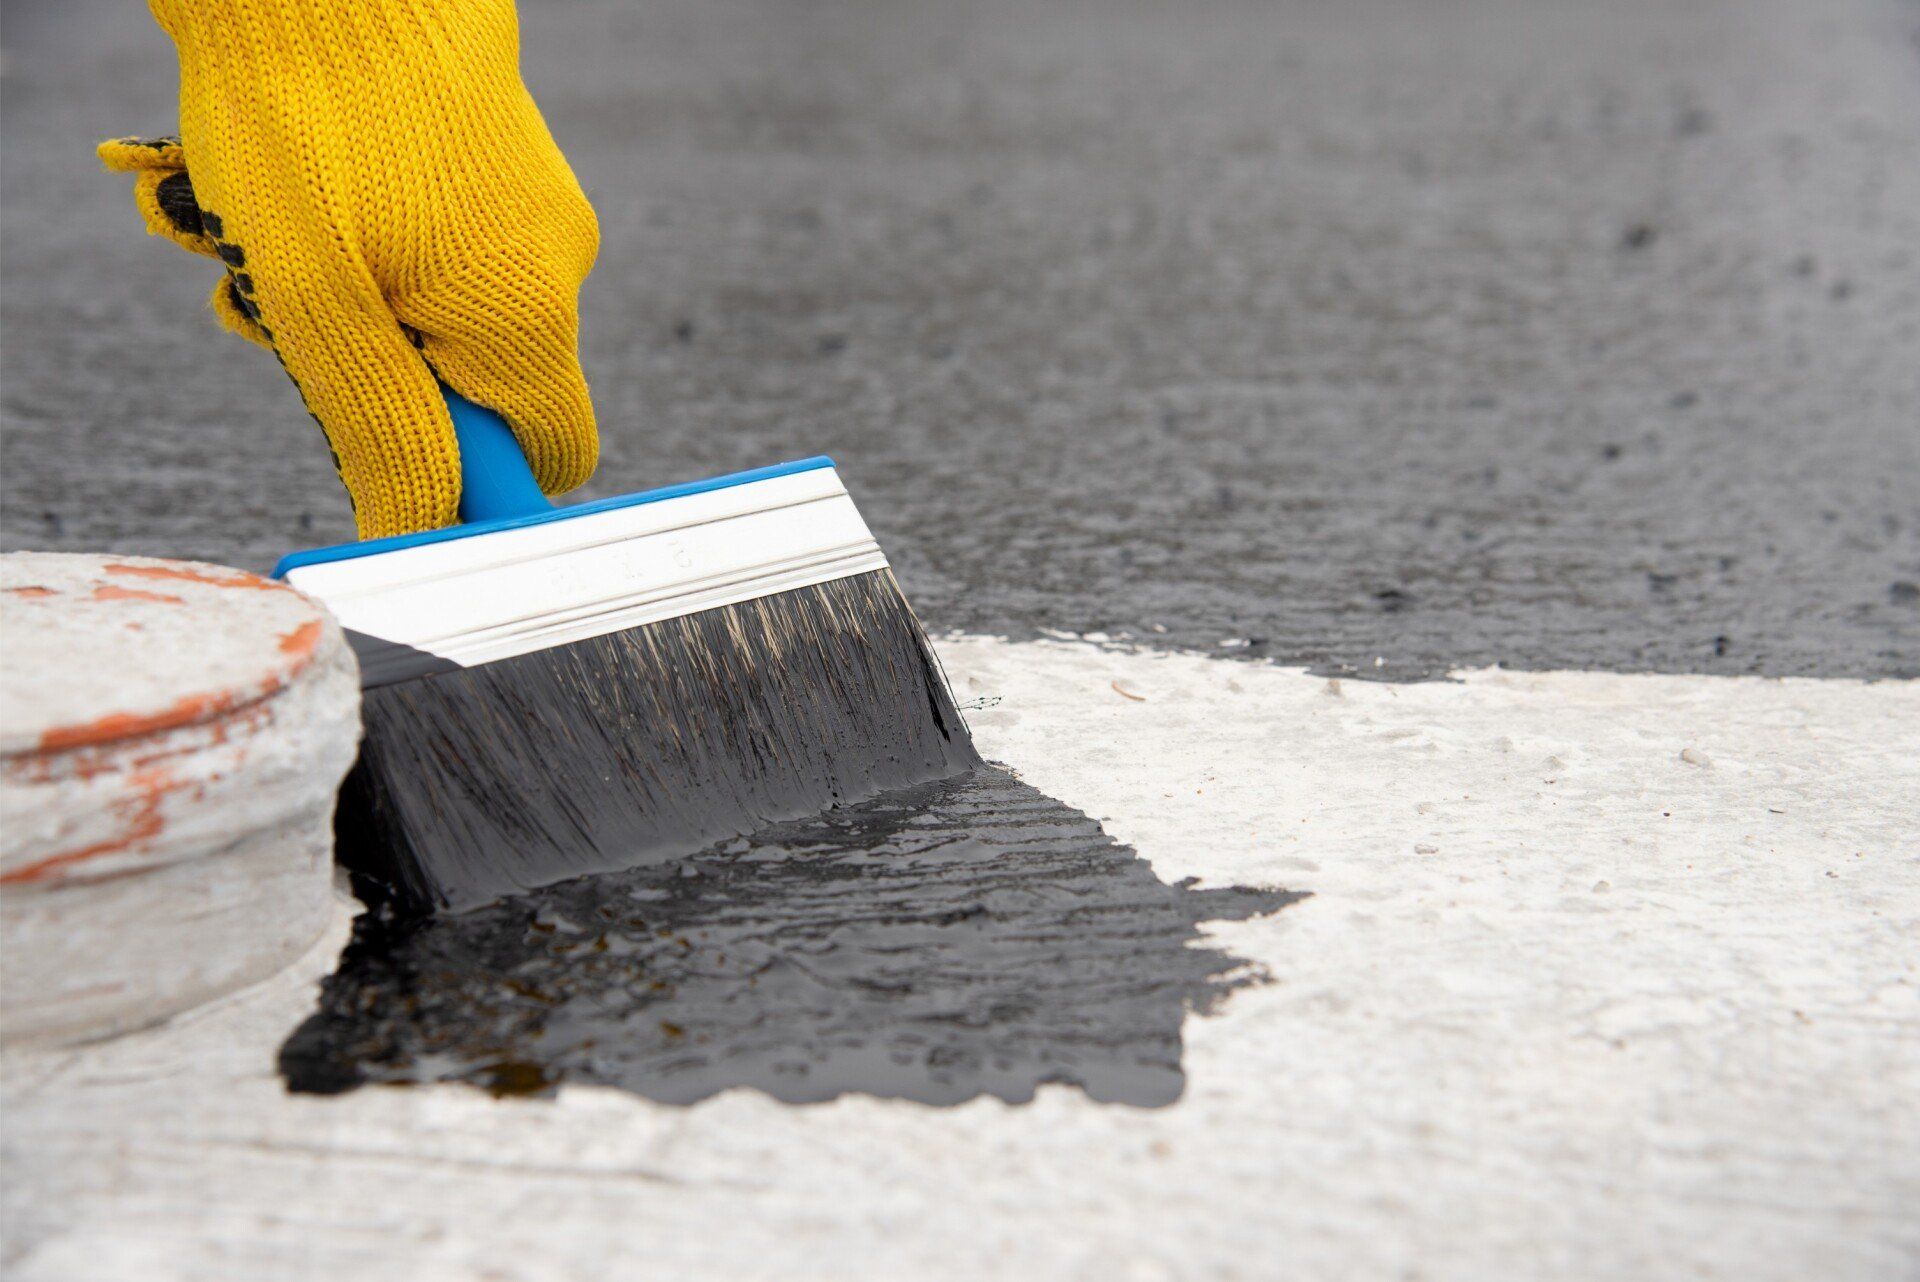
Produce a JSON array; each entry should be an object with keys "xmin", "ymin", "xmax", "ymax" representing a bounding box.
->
[
  {"xmin": 0, "ymin": 554, "xmax": 360, "ymax": 1048},
  {"xmin": 2, "ymin": 638, "xmax": 1915, "ymax": 1280}
]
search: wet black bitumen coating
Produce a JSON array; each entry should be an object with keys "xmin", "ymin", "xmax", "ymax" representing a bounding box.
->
[
  {"xmin": 5, "ymin": 0, "xmax": 1916, "ymax": 680},
  {"xmin": 285, "ymin": 767, "xmax": 1306, "ymax": 1107},
  {"xmin": 342, "ymin": 571, "xmax": 978, "ymax": 914}
]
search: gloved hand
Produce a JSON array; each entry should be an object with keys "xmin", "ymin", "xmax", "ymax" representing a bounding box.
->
[{"xmin": 100, "ymin": 0, "xmax": 600, "ymax": 539}]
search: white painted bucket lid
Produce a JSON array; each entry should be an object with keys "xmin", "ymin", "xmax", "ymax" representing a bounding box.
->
[
  {"xmin": 1, "ymin": 553, "xmax": 331, "ymax": 759},
  {"xmin": 1, "ymin": 552, "xmax": 361, "ymax": 1047}
]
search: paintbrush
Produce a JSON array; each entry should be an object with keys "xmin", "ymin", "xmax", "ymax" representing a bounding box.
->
[{"xmin": 276, "ymin": 387, "xmax": 978, "ymax": 913}]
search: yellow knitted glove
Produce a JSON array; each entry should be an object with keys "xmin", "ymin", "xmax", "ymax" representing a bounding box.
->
[{"xmin": 100, "ymin": 0, "xmax": 600, "ymax": 539}]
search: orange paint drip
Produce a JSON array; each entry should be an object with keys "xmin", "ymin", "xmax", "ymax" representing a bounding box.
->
[
  {"xmin": 103, "ymin": 562, "xmax": 285, "ymax": 592},
  {"xmin": 93, "ymin": 585, "xmax": 187, "ymax": 605},
  {"xmin": 0, "ymin": 767, "xmax": 178, "ymax": 885}
]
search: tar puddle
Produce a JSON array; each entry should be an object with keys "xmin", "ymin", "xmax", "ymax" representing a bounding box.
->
[{"xmin": 281, "ymin": 767, "xmax": 1305, "ymax": 1107}]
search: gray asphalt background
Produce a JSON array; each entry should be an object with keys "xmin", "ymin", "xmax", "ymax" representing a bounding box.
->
[{"xmin": 4, "ymin": 0, "xmax": 1917, "ymax": 679}]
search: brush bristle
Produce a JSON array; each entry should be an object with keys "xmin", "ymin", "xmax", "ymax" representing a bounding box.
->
[{"xmin": 337, "ymin": 569, "xmax": 979, "ymax": 913}]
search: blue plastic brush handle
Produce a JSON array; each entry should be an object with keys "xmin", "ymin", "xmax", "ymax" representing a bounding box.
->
[{"xmin": 444, "ymin": 384, "xmax": 554, "ymax": 522}]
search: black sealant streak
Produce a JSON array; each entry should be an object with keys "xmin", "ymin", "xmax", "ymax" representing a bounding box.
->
[
  {"xmin": 283, "ymin": 767, "xmax": 1306, "ymax": 1107},
  {"xmin": 340, "ymin": 571, "xmax": 980, "ymax": 913}
]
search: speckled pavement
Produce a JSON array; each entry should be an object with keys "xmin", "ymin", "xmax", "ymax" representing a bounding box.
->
[{"xmin": 4, "ymin": 0, "xmax": 1916, "ymax": 679}]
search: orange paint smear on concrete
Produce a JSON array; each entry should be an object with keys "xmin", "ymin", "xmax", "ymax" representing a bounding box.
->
[
  {"xmin": 278, "ymin": 619, "xmax": 324, "ymax": 660},
  {"xmin": 36, "ymin": 689, "xmax": 244, "ymax": 754},
  {"xmin": 34, "ymin": 668, "xmax": 296, "ymax": 754},
  {"xmin": 103, "ymin": 562, "xmax": 286, "ymax": 592},
  {"xmin": 0, "ymin": 766, "xmax": 178, "ymax": 885},
  {"xmin": 92, "ymin": 585, "xmax": 187, "ymax": 605},
  {"xmin": 11, "ymin": 698, "xmax": 274, "ymax": 785},
  {"xmin": 4, "ymin": 585, "xmax": 59, "ymax": 598}
]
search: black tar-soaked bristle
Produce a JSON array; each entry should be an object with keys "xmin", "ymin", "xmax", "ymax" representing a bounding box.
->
[{"xmin": 337, "ymin": 569, "xmax": 980, "ymax": 914}]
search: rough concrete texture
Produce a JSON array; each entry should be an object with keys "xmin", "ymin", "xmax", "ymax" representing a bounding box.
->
[
  {"xmin": 0, "ymin": 554, "xmax": 360, "ymax": 1047},
  {"xmin": 3, "ymin": 0, "xmax": 1917, "ymax": 678},
  {"xmin": 2, "ymin": 642, "xmax": 1913, "ymax": 1281}
]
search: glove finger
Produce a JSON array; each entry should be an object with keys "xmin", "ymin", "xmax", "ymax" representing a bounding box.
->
[
  {"xmin": 99, "ymin": 136, "xmax": 221, "ymax": 259},
  {"xmin": 134, "ymin": 168, "xmax": 221, "ymax": 258},
  {"xmin": 96, "ymin": 136, "xmax": 188, "ymax": 172},
  {"xmin": 251, "ymin": 255, "xmax": 464, "ymax": 539},
  {"xmin": 209, "ymin": 274, "xmax": 274, "ymax": 349},
  {"xmin": 401, "ymin": 269, "xmax": 599, "ymax": 498}
]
